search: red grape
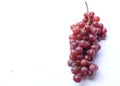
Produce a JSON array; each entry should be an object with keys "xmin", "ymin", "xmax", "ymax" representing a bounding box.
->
[
  {"xmin": 69, "ymin": 34, "xmax": 76, "ymax": 40},
  {"xmin": 68, "ymin": 59, "xmax": 74, "ymax": 67},
  {"xmin": 93, "ymin": 16, "xmax": 100, "ymax": 22},
  {"xmin": 89, "ymin": 64, "xmax": 98, "ymax": 72},
  {"xmin": 85, "ymin": 25, "xmax": 91, "ymax": 32},
  {"xmin": 80, "ymin": 59, "xmax": 89, "ymax": 66},
  {"xmin": 71, "ymin": 66, "xmax": 79, "ymax": 74},
  {"xmin": 80, "ymin": 66, "xmax": 88, "ymax": 75},
  {"xmin": 77, "ymin": 22, "xmax": 85, "ymax": 28},
  {"xmin": 72, "ymin": 26, "xmax": 80, "ymax": 35},
  {"xmin": 75, "ymin": 46, "xmax": 83, "ymax": 54},
  {"xmin": 68, "ymin": 10, "xmax": 107, "ymax": 83},
  {"xmin": 89, "ymin": 11, "xmax": 95, "ymax": 19},
  {"xmin": 73, "ymin": 74, "xmax": 82, "ymax": 83},
  {"xmin": 77, "ymin": 55, "xmax": 84, "ymax": 60}
]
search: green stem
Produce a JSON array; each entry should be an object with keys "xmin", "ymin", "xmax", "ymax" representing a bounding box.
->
[{"xmin": 85, "ymin": 1, "xmax": 90, "ymax": 24}]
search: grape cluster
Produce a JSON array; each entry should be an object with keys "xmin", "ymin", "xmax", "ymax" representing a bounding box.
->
[{"xmin": 68, "ymin": 12, "xmax": 107, "ymax": 83}]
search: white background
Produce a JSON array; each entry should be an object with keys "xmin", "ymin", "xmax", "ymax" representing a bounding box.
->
[{"xmin": 0, "ymin": 0, "xmax": 119, "ymax": 86}]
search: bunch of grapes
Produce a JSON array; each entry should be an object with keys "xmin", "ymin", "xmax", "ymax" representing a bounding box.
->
[{"xmin": 68, "ymin": 11, "xmax": 107, "ymax": 83}]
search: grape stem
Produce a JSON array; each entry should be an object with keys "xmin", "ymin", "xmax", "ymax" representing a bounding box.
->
[{"xmin": 85, "ymin": 1, "xmax": 90, "ymax": 24}]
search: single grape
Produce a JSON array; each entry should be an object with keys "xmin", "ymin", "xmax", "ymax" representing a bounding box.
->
[
  {"xmin": 96, "ymin": 44, "xmax": 101, "ymax": 50},
  {"xmin": 80, "ymin": 29, "xmax": 87, "ymax": 36},
  {"xmin": 80, "ymin": 66, "xmax": 88, "ymax": 75},
  {"xmin": 84, "ymin": 12, "xmax": 89, "ymax": 18},
  {"xmin": 71, "ymin": 61, "xmax": 79, "ymax": 67},
  {"xmin": 76, "ymin": 34, "xmax": 82, "ymax": 40},
  {"xmin": 102, "ymin": 28, "xmax": 107, "ymax": 34},
  {"xmin": 77, "ymin": 54, "xmax": 84, "ymax": 60},
  {"xmin": 85, "ymin": 25, "xmax": 91, "ymax": 32},
  {"xmin": 80, "ymin": 59, "xmax": 89, "ymax": 66},
  {"xmin": 89, "ymin": 64, "xmax": 98, "ymax": 72},
  {"xmin": 71, "ymin": 24, "xmax": 76, "ymax": 30},
  {"xmin": 82, "ymin": 17, "xmax": 88, "ymax": 23},
  {"xmin": 84, "ymin": 55, "xmax": 92, "ymax": 61},
  {"xmin": 73, "ymin": 74, "xmax": 82, "ymax": 83},
  {"xmin": 69, "ymin": 54, "xmax": 77, "ymax": 61},
  {"xmin": 90, "ymin": 27, "xmax": 98, "ymax": 35},
  {"xmin": 93, "ymin": 16, "xmax": 100, "ymax": 22},
  {"xmin": 89, "ymin": 11, "xmax": 95, "ymax": 19},
  {"xmin": 99, "ymin": 23, "xmax": 104, "ymax": 29},
  {"xmin": 89, "ymin": 34, "xmax": 96, "ymax": 42},
  {"xmin": 77, "ymin": 22, "xmax": 85, "ymax": 28},
  {"xmin": 88, "ymin": 70, "xmax": 93, "ymax": 76},
  {"xmin": 79, "ymin": 40, "xmax": 90, "ymax": 48},
  {"xmin": 91, "ymin": 44, "xmax": 100, "ymax": 51},
  {"xmin": 71, "ymin": 66, "xmax": 79, "ymax": 74},
  {"xmin": 68, "ymin": 59, "xmax": 74, "ymax": 67},
  {"xmin": 101, "ymin": 34, "xmax": 106, "ymax": 40},
  {"xmin": 72, "ymin": 26, "xmax": 80, "ymax": 35},
  {"xmin": 75, "ymin": 46, "xmax": 83, "ymax": 54},
  {"xmin": 87, "ymin": 49, "xmax": 95, "ymax": 57},
  {"xmin": 70, "ymin": 41, "xmax": 78, "ymax": 49},
  {"xmin": 69, "ymin": 34, "xmax": 76, "ymax": 40},
  {"xmin": 92, "ymin": 21, "xmax": 99, "ymax": 27}
]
